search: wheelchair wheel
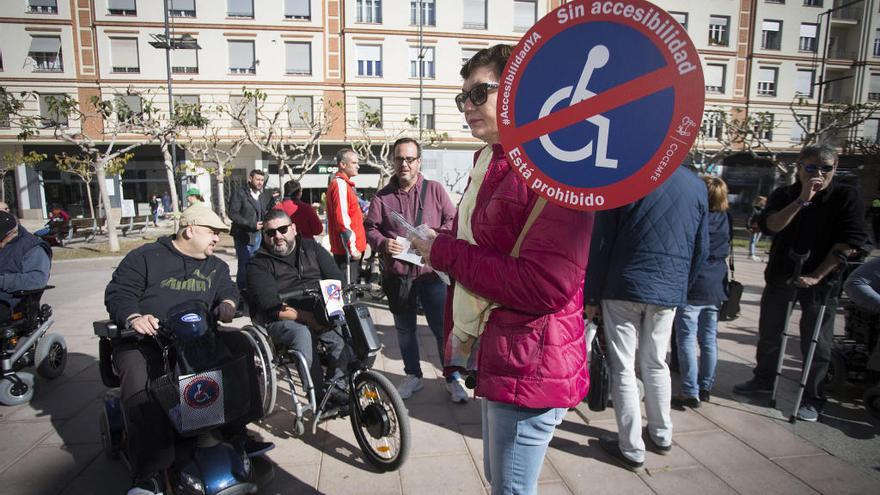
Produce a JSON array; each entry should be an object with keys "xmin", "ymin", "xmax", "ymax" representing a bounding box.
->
[
  {"xmin": 36, "ymin": 333, "xmax": 67, "ymax": 380},
  {"xmin": 864, "ymin": 384, "xmax": 880, "ymax": 421},
  {"xmin": 350, "ymin": 370, "xmax": 410, "ymax": 472},
  {"xmin": 242, "ymin": 326, "xmax": 277, "ymax": 417},
  {"xmin": 0, "ymin": 372, "xmax": 34, "ymax": 406}
]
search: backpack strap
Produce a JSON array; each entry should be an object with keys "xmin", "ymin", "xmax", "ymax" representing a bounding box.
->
[{"xmin": 511, "ymin": 197, "xmax": 547, "ymax": 257}]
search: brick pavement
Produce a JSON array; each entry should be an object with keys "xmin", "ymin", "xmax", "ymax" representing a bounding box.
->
[{"xmin": 0, "ymin": 247, "xmax": 877, "ymax": 495}]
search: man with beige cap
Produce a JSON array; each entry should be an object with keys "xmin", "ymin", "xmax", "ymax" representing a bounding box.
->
[{"xmin": 105, "ymin": 205, "xmax": 271, "ymax": 495}]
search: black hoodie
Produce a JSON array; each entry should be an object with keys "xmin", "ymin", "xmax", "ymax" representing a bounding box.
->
[{"xmin": 105, "ymin": 236, "xmax": 239, "ymax": 326}]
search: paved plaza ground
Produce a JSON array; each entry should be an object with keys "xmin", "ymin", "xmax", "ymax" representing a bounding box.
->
[{"xmin": 0, "ymin": 239, "xmax": 878, "ymax": 494}]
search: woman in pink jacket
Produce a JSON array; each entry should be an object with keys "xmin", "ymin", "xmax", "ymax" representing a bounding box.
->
[{"xmin": 411, "ymin": 45, "xmax": 594, "ymax": 495}]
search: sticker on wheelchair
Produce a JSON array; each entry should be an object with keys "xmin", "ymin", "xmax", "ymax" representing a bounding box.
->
[
  {"xmin": 320, "ymin": 280, "xmax": 344, "ymax": 318},
  {"xmin": 176, "ymin": 370, "xmax": 226, "ymax": 433}
]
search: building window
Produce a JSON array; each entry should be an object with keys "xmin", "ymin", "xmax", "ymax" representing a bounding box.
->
[
  {"xmin": 168, "ymin": 0, "xmax": 195, "ymax": 18},
  {"xmin": 757, "ymin": 67, "xmax": 778, "ymax": 96},
  {"xmin": 464, "ymin": 0, "xmax": 487, "ymax": 29},
  {"xmin": 356, "ymin": 0, "xmax": 382, "ymax": 23},
  {"xmin": 410, "ymin": 99, "xmax": 435, "ymax": 130},
  {"xmin": 870, "ymin": 74, "xmax": 880, "ymax": 101},
  {"xmin": 705, "ymin": 64, "xmax": 726, "ymax": 94},
  {"xmin": 39, "ymin": 94, "xmax": 68, "ymax": 126},
  {"xmin": 171, "ymin": 44, "xmax": 198, "ymax": 74},
  {"xmin": 356, "ymin": 45, "xmax": 382, "ymax": 77},
  {"xmin": 766, "ymin": 0, "xmax": 785, "ymax": 3},
  {"xmin": 799, "ymin": 23, "xmax": 818, "ymax": 52},
  {"xmin": 761, "ymin": 114, "xmax": 774, "ymax": 141},
  {"xmin": 875, "ymin": 29, "xmax": 880, "ymax": 56},
  {"xmin": 229, "ymin": 95, "xmax": 257, "ymax": 127},
  {"xmin": 284, "ymin": 42, "xmax": 311, "ymax": 75},
  {"xmin": 27, "ymin": 0, "xmax": 57, "ymax": 14},
  {"xmin": 173, "ymin": 95, "xmax": 201, "ymax": 121},
  {"xmin": 864, "ymin": 118, "xmax": 880, "ymax": 143},
  {"xmin": 804, "ymin": 0, "xmax": 822, "ymax": 6},
  {"xmin": 115, "ymin": 95, "xmax": 143, "ymax": 124},
  {"xmin": 791, "ymin": 115, "xmax": 811, "ymax": 142},
  {"xmin": 227, "ymin": 0, "xmax": 253, "ymax": 18},
  {"xmin": 461, "ymin": 47, "xmax": 479, "ymax": 66},
  {"xmin": 795, "ymin": 69, "xmax": 814, "ymax": 97},
  {"xmin": 410, "ymin": 0, "xmax": 435, "ymax": 26},
  {"xmin": 28, "ymin": 36, "xmax": 63, "ymax": 72},
  {"xmin": 669, "ymin": 11, "xmax": 688, "ymax": 31},
  {"xmin": 228, "ymin": 40, "xmax": 255, "ymax": 74},
  {"xmin": 287, "ymin": 96, "xmax": 313, "ymax": 128},
  {"xmin": 284, "ymin": 0, "xmax": 310, "ymax": 20},
  {"xmin": 108, "ymin": 0, "xmax": 136, "ymax": 16},
  {"xmin": 709, "ymin": 15, "xmax": 729, "ymax": 46},
  {"xmin": 513, "ymin": 1, "xmax": 536, "ymax": 32},
  {"xmin": 357, "ymin": 97, "xmax": 382, "ymax": 128},
  {"xmin": 409, "ymin": 46, "xmax": 435, "ymax": 78},
  {"xmin": 761, "ymin": 20, "xmax": 782, "ymax": 50},
  {"xmin": 702, "ymin": 113, "xmax": 723, "ymax": 139},
  {"xmin": 110, "ymin": 38, "xmax": 139, "ymax": 73}
]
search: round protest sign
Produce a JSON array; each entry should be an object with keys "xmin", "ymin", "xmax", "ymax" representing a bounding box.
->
[{"xmin": 497, "ymin": 0, "xmax": 704, "ymax": 211}]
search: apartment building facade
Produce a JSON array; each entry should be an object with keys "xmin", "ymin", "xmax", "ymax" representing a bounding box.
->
[{"xmin": 1, "ymin": 0, "xmax": 878, "ymax": 218}]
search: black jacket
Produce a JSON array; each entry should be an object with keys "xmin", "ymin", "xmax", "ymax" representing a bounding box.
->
[
  {"xmin": 245, "ymin": 237, "xmax": 343, "ymax": 323},
  {"xmin": 105, "ymin": 236, "xmax": 239, "ymax": 326},
  {"xmin": 228, "ymin": 185, "xmax": 271, "ymax": 243},
  {"xmin": 759, "ymin": 181, "xmax": 868, "ymax": 284}
]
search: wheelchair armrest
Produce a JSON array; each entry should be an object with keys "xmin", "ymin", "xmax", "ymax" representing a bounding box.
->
[
  {"xmin": 10, "ymin": 285, "xmax": 54, "ymax": 298},
  {"xmin": 93, "ymin": 320, "xmax": 136, "ymax": 339}
]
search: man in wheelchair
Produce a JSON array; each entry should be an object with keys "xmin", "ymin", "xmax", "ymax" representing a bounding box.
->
[
  {"xmin": 1, "ymin": 211, "xmax": 51, "ymax": 325},
  {"xmin": 104, "ymin": 206, "xmax": 272, "ymax": 495},
  {"xmin": 245, "ymin": 209, "xmax": 350, "ymax": 408}
]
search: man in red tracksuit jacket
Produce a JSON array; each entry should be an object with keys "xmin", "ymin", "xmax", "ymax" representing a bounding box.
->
[{"xmin": 326, "ymin": 148, "xmax": 367, "ymax": 282}]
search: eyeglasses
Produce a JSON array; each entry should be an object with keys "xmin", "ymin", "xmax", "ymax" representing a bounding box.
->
[
  {"xmin": 264, "ymin": 224, "xmax": 291, "ymax": 237},
  {"xmin": 801, "ymin": 163, "xmax": 835, "ymax": 174},
  {"xmin": 455, "ymin": 82, "xmax": 500, "ymax": 112},
  {"xmin": 393, "ymin": 156, "xmax": 420, "ymax": 166}
]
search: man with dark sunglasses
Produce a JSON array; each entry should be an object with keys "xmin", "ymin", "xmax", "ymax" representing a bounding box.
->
[
  {"xmin": 734, "ymin": 143, "xmax": 868, "ymax": 422},
  {"xmin": 245, "ymin": 209, "xmax": 350, "ymax": 408}
]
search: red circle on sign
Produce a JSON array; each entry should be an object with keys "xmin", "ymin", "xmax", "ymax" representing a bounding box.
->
[{"xmin": 498, "ymin": 0, "xmax": 704, "ymax": 211}]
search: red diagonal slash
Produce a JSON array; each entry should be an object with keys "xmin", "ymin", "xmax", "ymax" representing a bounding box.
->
[{"xmin": 504, "ymin": 66, "xmax": 677, "ymax": 146}]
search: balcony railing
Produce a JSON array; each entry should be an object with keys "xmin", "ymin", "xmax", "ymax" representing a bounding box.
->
[
  {"xmin": 831, "ymin": 6, "xmax": 860, "ymax": 20},
  {"xmin": 799, "ymin": 37, "xmax": 818, "ymax": 52},
  {"xmin": 757, "ymin": 82, "xmax": 776, "ymax": 96},
  {"xmin": 169, "ymin": 9, "xmax": 195, "ymax": 18},
  {"xmin": 172, "ymin": 66, "xmax": 198, "ymax": 74},
  {"xmin": 108, "ymin": 9, "xmax": 136, "ymax": 15},
  {"xmin": 828, "ymin": 46, "xmax": 858, "ymax": 59},
  {"xmin": 230, "ymin": 67, "xmax": 255, "ymax": 74},
  {"xmin": 705, "ymin": 85, "xmax": 724, "ymax": 94},
  {"xmin": 26, "ymin": 5, "xmax": 57, "ymax": 14},
  {"xmin": 112, "ymin": 66, "xmax": 140, "ymax": 73},
  {"xmin": 869, "ymin": 92, "xmax": 880, "ymax": 101},
  {"xmin": 873, "ymin": 38, "xmax": 880, "ymax": 56}
]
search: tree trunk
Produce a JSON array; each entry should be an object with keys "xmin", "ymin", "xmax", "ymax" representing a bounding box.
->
[
  {"xmin": 83, "ymin": 176, "xmax": 96, "ymax": 222},
  {"xmin": 216, "ymin": 167, "xmax": 227, "ymax": 222},
  {"xmin": 0, "ymin": 171, "xmax": 6, "ymax": 203},
  {"xmin": 96, "ymin": 163, "xmax": 120, "ymax": 252},
  {"xmin": 162, "ymin": 142, "xmax": 181, "ymax": 230}
]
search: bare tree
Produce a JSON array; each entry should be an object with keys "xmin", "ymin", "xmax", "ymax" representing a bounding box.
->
[
  {"xmin": 220, "ymin": 88, "xmax": 340, "ymax": 184},
  {"xmin": 181, "ymin": 125, "xmax": 247, "ymax": 222},
  {"xmin": 0, "ymin": 88, "xmax": 153, "ymax": 252},
  {"xmin": 689, "ymin": 107, "xmax": 782, "ymax": 173},
  {"xmin": 790, "ymin": 97, "xmax": 880, "ymax": 148},
  {"xmin": 54, "ymin": 151, "xmax": 132, "ymax": 221},
  {"xmin": 349, "ymin": 104, "xmax": 448, "ymax": 187},
  {"xmin": 0, "ymin": 150, "xmax": 45, "ymax": 203}
]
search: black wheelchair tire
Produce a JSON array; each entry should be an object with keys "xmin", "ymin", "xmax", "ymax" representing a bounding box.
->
[
  {"xmin": 350, "ymin": 370, "xmax": 411, "ymax": 472},
  {"xmin": 36, "ymin": 333, "xmax": 67, "ymax": 380}
]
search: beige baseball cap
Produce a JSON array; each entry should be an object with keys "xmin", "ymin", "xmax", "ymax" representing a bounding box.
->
[{"xmin": 179, "ymin": 205, "xmax": 229, "ymax": 233}]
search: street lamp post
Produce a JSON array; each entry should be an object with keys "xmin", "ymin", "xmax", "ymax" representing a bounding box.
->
[
  {"xmin": 149, "ymin": 0, "xmax": 200, "ymax": 208},
  {"xmin": 813, "ymin": 0, "xmax": 864, "ymax": 134}
]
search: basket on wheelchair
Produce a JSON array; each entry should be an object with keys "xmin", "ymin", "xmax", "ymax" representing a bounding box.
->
[
  {"xmin": 243, "ymin": 281, "xmax": 411, "ymax": 472},
  {"xmin": 0, "ymin": 286, "xmax": 66, "ymax": 406}
]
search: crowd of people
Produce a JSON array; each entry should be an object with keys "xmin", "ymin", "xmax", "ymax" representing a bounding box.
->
[{"xmin": 2, "ymin": 42, "xmax": 878, "ymax": 495}]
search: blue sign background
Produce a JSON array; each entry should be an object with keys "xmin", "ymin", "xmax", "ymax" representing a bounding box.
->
[{"xmin": 515, "ymin": 22, "xmax": 674, "ymax": 189}]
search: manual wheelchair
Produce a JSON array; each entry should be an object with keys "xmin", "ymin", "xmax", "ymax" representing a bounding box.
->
[
  {"xmin": 0, "ymin": 286, "xmax": 66, "ymax": 406},
  {"xmin": 242, "ymin": 282, "xmax": 411, "ymax": 472}
]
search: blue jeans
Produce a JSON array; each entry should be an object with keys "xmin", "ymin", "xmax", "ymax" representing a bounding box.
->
[
  {"xmin": 674, "ymin": 304, "xmax": 719, "ymax": 398},
  {"xmin": 482, "ymin": 399, "xmax": 566, "ymax": 495},
  {"xmin": 748, "ymin": 232, "xmax": 762, "ymax": 257},
  {"xmin": 392, "ymin": 276, "xmax": 456, "ymax": 381},
  {"xmin": 234, "ymin": 234, "xmax": 262, "ymax": 289}
]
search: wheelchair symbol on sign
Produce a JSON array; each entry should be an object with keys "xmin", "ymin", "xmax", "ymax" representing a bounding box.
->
[{"xmin": 539, "ymin": 45, "xmax": 618, "ymax": 169}]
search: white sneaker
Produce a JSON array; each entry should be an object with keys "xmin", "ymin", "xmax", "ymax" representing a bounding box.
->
[
  {"xmin": 397, "ymin": 375, "xmax": 424, "ymax": 400},
  {"xmin": 446, "ymin": 378, "xmax": 469, "ymax": 404}
]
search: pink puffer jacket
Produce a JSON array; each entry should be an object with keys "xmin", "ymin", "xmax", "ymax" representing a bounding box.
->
[{"xmin": 430, "ymin": 145, "xmax": 594, "ymax": 409}]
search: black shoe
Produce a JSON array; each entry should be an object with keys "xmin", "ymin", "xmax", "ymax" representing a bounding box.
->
[
  {"xmin": 128, "ymin": 472, "xmax": 163, "ymax": 495},
  {"xmin": 599, "ymin": 437, "xmax": 644, "ymax": 472},
  {"xmin": 733, "ymin": 379, "xmax": 772, "ymax": 396},
  {"xmin": 642, "ymin": 429, "xmax": 672, "ymax": 456},
  {"xmin": 699, "ymin": 389, "xmax": 711, "ymax": 403},
  {"xmin": 671, "ymin": 395, "xmax": 700, "ymax": 410}
]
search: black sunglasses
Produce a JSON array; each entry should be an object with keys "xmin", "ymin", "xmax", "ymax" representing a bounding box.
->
[
  {"xmin": 264, "ymin": 224, "xmax": 291, "ymax": 237},
  {"xmin": 802, "ymin": 163, "xmax": 835, "ymax": 174},
  {"xmin": 393, "ymin": 156, "xmax": 420, "ymax": 165},
  {"xmin": 455, "ymin": 82, "xmax": 500, "ymax": 112}
]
